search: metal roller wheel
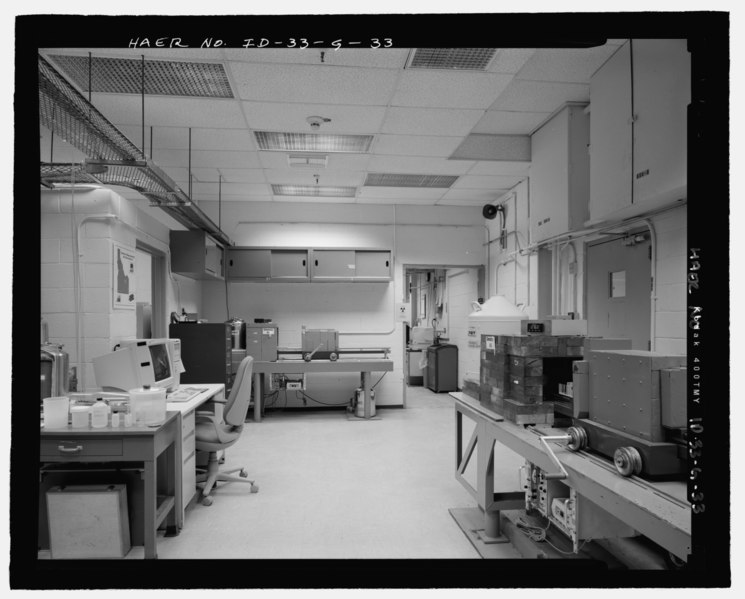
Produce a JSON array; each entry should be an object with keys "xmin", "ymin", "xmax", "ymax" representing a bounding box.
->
[
  {"xmin": 303, "ymin": 353, "xmax": 312, "ymax": 362},
  {"xmin": 250, "ymin": 484, "xmax": 259, "ymax": 493},
  {"xmin": 239, "ymin": 469, "xmax": 248, "ymax": 478},
  {"xmin": 613, "ymin": 446, "xmax": 643, "ymax": 477},
  {"xmin": 329, "ymin": 352, "xmax": 338, "ymax": 362},
  {"xmin": 201, "ymin": 495, "xmax": 213, "ymax": 506},
  {"xmin": 566, "ymin": 426, "xmax": 588, "ymax": 452}
]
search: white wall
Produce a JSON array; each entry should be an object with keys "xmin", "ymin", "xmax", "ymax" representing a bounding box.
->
[
  {"xmin": 199, "ymin": 201, "xmax": 484, "ymax": 406},
  {"xmin": 41, "ymin": 187, "xmax": 201, "ymax": 391}
]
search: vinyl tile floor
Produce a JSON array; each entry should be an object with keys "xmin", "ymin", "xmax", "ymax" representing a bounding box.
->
[{"xmin": 151, "ymin": 386, "xmax": 524, "ymax": 559}]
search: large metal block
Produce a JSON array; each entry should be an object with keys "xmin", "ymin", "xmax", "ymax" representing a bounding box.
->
[
  {"xmin": 661, "ymin": 367, "xmax": 687, "ymax": 429},
  {"xmin": 572, "ymin": 360, "xmax": 590, "ymax": 418},
  {"xmin": 588, "ymin": 350, "xmax": 686, "ymax": 441}
]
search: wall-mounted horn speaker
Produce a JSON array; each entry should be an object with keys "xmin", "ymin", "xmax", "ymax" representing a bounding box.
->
[{"xmin": 482, "ymin": 204, "xmax": 498, "ymax": 219}]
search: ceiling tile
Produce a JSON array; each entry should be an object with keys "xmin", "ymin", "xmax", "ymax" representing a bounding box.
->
[
  {"xmin": 390, "ymin": 71, "xmax": 513, "ymax": 109},
  {"xmin": 472, "ymin": 110, "xmax": 551, "ymax": 135},
  {"xmin": 516, "ymin": 46, "xmax": 621, "ymax": 83},
  {"xmin": 436, "ymin": 197, "xmax": 490, "ymax": 206},
  {"xmin": 117, "ymin": 126, "xmax": 257, "ymax": 152},
  {"xmin": 488, "ymin": 49, "xmax": 536, "ymax": 74},
  {"xmin": 175, "ymin": 168, "xmax": 266, "ymax": 184},
  {"xmin": 440, "ymin": 188, "xmax": 511, "ymax": 202},
  {"xmin": 367, "ymin": 155, "xmax": 474, "ymax": 175},
  {"xmin": 258, "ymin": 152, "xmax": 371, "ymax": 172},
  {"xmin": 198, "ymin": 195, "xmax": 274, "ymax": 204},
  {"xmin": 356, "ymin": 196, "xmax": 439, "ymax": 206},
  {"xmin": 467, "ymin": 161, "xmax": 531, "ymax": 176},
  {"xmin": 358, "ymin": 187, "xmax": 445, "ymax": 200},
  {"xmin": 273, "ymin": 195, "xmax": 356, "ymax": 204},
  {"xmin": 147, "ymin": 149, "xmax": 262, "ymax": 169},
  {"xmin": 488, "ymin": 80, "xmax": 589, "ymax": 112},
  {"xmin": 242, "ymin": 101, "xmax": 387, "ymax": 133},
  {"xmin": 452, "ymin": 175, "xmax": 524, "ymax": 190},
  {"xmin": 224, "ymin": 48, "xmax": 409, "ymax": 68},
  {"xmin": 230, "ymin": 62, "xmax": 398, "ymax": 105},
  {"xmin": 263, "ymin": 169, "xmax": 364, "ymax": 187},
  {"xmin": 92, "ymin": 94, "xmax": 247, "ymax": 129},
  {"xmin": 381, "ymin": 107, "xmax": 484, "ymax": 136},
  {"xmin": 372, "ymin": 135, "xmax": 463, "ymax": 157},
  {"xmin": 193, "ymin": 182, "xmax": 270, "ymax": 197}
]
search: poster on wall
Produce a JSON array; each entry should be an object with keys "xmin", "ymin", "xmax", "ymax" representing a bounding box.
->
[{"xmin": 112, "ymin": 242, "xmax": 136, "ymax": 310}]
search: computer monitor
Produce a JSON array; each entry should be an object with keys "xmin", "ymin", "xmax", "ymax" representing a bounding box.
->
[{"xmin": 93, "ymin": 338, "xmax": 179, "ymax": 392}]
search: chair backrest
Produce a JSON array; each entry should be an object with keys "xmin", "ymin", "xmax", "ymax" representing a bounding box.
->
[{"xmin": 223, "ymin": 356, "xmax": 254, "ymax": 427}]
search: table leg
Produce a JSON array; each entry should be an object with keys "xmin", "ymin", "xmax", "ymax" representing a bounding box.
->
[
  {"xmin": 253, "ymin": 372, "xmax": 263, "ymax": 422},
  {"xmin": 165, "ymin": 438, "xmax": 180, "ymax": 535},
  {"xmin": 143, "ymin": 459, "xmax": 157, "ymax": 559},
  {"xmin": 362, "ymin": 371, "xmax": 372, "ymax": 419}
]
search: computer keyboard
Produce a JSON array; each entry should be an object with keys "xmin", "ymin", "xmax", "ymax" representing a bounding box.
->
[{"xmin": 166, "ymin": 386, "xmax": 207, "ymax": 403}]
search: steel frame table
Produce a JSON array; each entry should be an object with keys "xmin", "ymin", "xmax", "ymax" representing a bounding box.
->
[
  {"xmin": 252, "ymin": 358, "xmax": 394, "ymax": 421},
  {"xmin": 39, "ymin": 411, "xmax": 181, "ymax": 559}
]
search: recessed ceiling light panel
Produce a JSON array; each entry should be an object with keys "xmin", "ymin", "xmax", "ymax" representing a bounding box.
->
[
  {"xmin": 406, "ymin": 48, "xmax": 497, "ymax": 71},
  {"xmin": 48, "ymin": 54, "xmax": 234, "ymax": 98},
  {"xmin": 271, "ymin": 184, "xmax": 356, "ymax": 198},
  {"xmin": 364, "ymin": 173, "xmax": 459, "ymax": 188},
  {"xmin": 255, "ymin": 131, "xmax": 373, "ymax": 153}
]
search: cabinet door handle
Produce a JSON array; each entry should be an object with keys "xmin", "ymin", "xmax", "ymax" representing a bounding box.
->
[
  {"xmin": 315, "ymin": 260, "xmax": 319, "ymax": 267},
  {"xmin": 229, "ymin": 259, "xmax": 233, "ymax": 266},
  {"xmin": 386, "ymin": 260, "xmax": 389, "ymax": 267},
  {"xmin": 58, "ymin": 445, "xmax": 83, "ymax": 454},
  {"xmin": 302, "ymin": 259, "xmax": 306, "ymax": 266}
]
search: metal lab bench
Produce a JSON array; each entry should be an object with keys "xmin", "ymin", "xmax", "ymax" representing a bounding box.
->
[{"xmin": 452, "ymin": 392, "xmax": 691, "ymax": 562}]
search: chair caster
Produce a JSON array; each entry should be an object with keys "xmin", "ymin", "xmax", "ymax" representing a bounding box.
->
[
  {"xmin": 239, "ymin": 469, "xmax": 248, "ymax": 478},
  {"xmin": 250, "ymin": 484, "xmax": 259, "ymax": 493},
  {"xmin": 201, "ymin": 495, "xmax": 214, "ymax": 506}
]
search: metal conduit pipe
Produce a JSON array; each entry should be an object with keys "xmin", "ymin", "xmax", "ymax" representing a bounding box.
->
[{"xmin": 644, "ymin": 219, "xmax": 658, "ymax": 351}]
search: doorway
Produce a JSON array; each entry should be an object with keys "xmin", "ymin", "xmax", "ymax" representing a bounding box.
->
[
  {"xmin": 135, "ymin": 241, "xmax": 167, "ymax": 338},
  {"xmin": 585, "ymin": 231, "xmax": 652, "ymax": 350}
]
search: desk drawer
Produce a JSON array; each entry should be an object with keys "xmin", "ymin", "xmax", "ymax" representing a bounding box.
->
[
  {"xmin": 182, "ymin": 411, "xmax": 195, "ymax": 439},
  {"xmin": 41, "ymin": 438, "xmax": 124, "ymax": 458}
]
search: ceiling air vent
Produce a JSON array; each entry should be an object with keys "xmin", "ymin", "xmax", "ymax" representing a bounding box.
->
[
  {"xmin": 47, "ymin": 54, "xmax": 234, "ymax": 98},
  {"xmin": 364, "ymin": 173, "xmax": 459, "ymax": 188},
  {"xmin": 271, "ymin": 184, "xmax": 356, "ymax": 198},
  {"xmin": 287, "ymin": 153, "xmax": 328, "ymax": 169},
  {"xmin": 406, "ymin": 48, "xmax": 497, "ymax": 71},
  {"xmin": 256, "ymin": 131, "xmax": 373, "ymax": 153}
]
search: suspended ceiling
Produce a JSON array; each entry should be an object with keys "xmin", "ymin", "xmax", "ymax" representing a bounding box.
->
[{"xmin": 39, "ymin": 42, "xmax": 626, "ymax": 214}]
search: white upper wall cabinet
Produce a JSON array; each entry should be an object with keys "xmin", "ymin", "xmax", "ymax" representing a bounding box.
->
[
  {"xmin": 529, "ymin": 103, "xmax": 590, "ymax": 243},
  {"xmin": 589, "ymin": 39, "xmax": 690, "ymax": 223}
]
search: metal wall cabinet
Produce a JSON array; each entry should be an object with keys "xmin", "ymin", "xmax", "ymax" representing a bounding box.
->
[
  {"xmin": 354, "ymin": 250, "xmax": 392, "ymax": 281},
  {"xmin": 589, "ymin": 39, "xmax": 690, "ymax": 223},
  {"xmin": 226, "ymin": 248, "xmax": 271, "ymax": 279},
  {"xmin": 226, "ymin": 247, "xmax": 391, "ymax": 282},
  {"xmin": 529, "ymin": 103, "xmax": 590, "ymax": 243},
  {"xmin": 270, "ymin": 249, "xmax": 309, "ymax": 281},
  {"xmin": 311, "ymin": 249, "xmax": 357, "ymax": 281},
  {"xmin": 170, "ymin": 230, "xmax": 225, "ymax": 280}
]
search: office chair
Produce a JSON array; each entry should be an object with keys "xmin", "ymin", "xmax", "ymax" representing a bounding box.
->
[{"xmin": 195, "ymin": 355, "xmax": 259, "ymax": 506}]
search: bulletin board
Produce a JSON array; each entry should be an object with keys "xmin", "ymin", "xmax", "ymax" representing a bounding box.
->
[{"xmin": 112, "ymin": 242, "xmax": 136, "ymax": 310}]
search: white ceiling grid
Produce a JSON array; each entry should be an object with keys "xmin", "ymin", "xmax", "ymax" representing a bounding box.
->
[{"xmin": 40, "ymin": 42, "xmax": 623, "ymax": 208}]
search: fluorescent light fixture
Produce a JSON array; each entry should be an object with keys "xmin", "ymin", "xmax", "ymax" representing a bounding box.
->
[
  {"xmin": 272, "ymin": 184, "xmax": 356, "ymax": 198},
  {"xmin": 255, "ymin": 131, "xmax": 373, "ymax": 153},
  {"xmin": 287, "ymin": 153, "xmax": 329, "ymax": 168},
  {"xmin": 406, "ymin": 48, "xmax": 498, "ymax": 71},
  {"xmin": 47, "ymin": 54, "xmax": 234, "ymax": 98},
  {"xmin": 364, "ymin": 173, "xmax": 459, "ymax": 188}
]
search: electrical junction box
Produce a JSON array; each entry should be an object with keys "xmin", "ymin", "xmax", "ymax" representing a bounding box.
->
[
  {"xmin": 269, "ymin": 373, "xmax": 306, "ymax": 391},
  {"xmin": 286, "ymin": 381, "xmax": 303, "ymax": 391}
]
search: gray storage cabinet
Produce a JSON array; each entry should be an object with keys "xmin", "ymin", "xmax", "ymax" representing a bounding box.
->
[{"xmin": 426, "ymin": 344, "xmax": 458, "ymax": 393}]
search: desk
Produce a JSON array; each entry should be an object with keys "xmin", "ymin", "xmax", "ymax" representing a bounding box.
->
[
  {"xmin": 166, "ymin": 383, "xmax": 225, "ymax": 519},
  {"xmin": 452, "ymin": 392, "xmax": 691, "ymax": 562},
  {"xmin": 252, "ymin": 359, "xmax": 394, "ymax": 421},
  {"xmin": 40, "ymin": 412, "xmax": 180, "ymax": 559}
]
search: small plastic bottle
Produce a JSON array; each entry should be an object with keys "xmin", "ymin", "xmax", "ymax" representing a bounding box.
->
[{"xmin": 90, "ymin": 397, "xmax": 110, "ymax": 428}]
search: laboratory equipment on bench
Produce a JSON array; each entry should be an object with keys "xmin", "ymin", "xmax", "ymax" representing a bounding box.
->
[
  {"xmin": 245, "ymin": 323, "xmax": 279, "ymax": 361},
  {"xmin": 41, "ymin": 342, "xmax": 70, "ymax": 403},
  {"xmin": 226, "ymin": 316, "xmax": 247, "ymax": 350},
  {"xmin": 566, "ymin": 349, "xmax": 688, "ymax": 478},
  {"xmin": 93, "ymin": 338, "xmax": 181, "ymax": 393},
  {"xmin": 169, "ymin": 322, "xmax": 233, "ymax": 391},
  {"xmin": 301, "ymin": 327, "xmax": 339, "ymax": 361}
]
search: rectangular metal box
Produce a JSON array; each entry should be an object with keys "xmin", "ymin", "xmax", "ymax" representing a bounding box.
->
[
  {"xmin": 245, "ymin": 324, "xmax": 279, "ymax": 362},
  {"xmin": 660, "ymin": 367, "xmax": 687, "ymax": 429},
  {"xmin": 46, "ymin": 484, "xmax": 131, "ymax": 559},
  {"xmin": 587, "ymin": 350, "xmax": 687, "ymax": 441},
  {"xmin": 169, "ymin": 322, "xmax": 233, "ymax": 391},
  {"xmin": 301, "ymin": 328, "xmax": 338, "ymax": 358}
]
